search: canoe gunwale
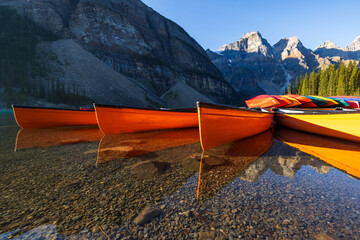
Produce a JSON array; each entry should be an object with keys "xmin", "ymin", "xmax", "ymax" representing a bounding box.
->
[
  {"xmin": 198, "ymin": 112, "xmax": 273, "ymax": 119},
  {"xmin": 197, "ymin": 102, "xmax": 273, "ymax": 115},
  {"xmin": 12, "ymin": 105, "xmax": 94, "ymax": 112},
  {"xmin": 94, "ymin": 103, "xmax": 196, "ymax": 113},
  {"xmin": 274, "ymin": 108, "xmax": 360, "ymax": 115}
]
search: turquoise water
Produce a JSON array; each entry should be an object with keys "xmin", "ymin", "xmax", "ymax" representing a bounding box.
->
[{"xmin": 0, "ymin": 113, "xmax": 359, "ymax": 239}]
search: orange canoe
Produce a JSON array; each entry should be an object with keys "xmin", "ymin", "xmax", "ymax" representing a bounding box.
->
[
  {"xmin": 94, "ymin": 104, "xmax": 198, "ymax": 135},
  {"xmin": 197, "ymin": 102, "xmax": 274, "ymax": 150},
  {"xmin": 276, "ymin": 127, "xmax": 360, "ymax": 179},
  {"xmin": 12, "ymin": 105, "xmax": 98, "ymax": 128}
]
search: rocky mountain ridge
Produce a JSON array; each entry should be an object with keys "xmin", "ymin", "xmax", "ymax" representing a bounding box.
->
[
  {"xmin": 209, "ymin": 32, "xmax": 360, "ymax": 95},
  {"xmin": 315, "ymin": 40, "xmax": 341, "ymax": 50},
  {"xmin": 0, "ymin": 0, "xmax": 235, "ymax": 107},
  {"xmin": 1, "ymin": 0, "xmax": 359, "ymax": 103},
  {"xmin": 344, "ymin": 36, "xmax": 360, "ymax": 51}
]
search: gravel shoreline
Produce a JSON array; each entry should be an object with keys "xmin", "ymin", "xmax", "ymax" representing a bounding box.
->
[{"xmin": 0, "ymin": 118, "xmax": 359, "ymax": 239}]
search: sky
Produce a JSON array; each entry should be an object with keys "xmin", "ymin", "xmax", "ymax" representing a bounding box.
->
[{"xmin": 141, "ymin": 0, "xmax": 360, "ymax": 51}]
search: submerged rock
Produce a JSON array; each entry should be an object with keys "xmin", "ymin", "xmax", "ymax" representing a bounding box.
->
[
  {"xmin": 315, "ymin": 232, "xmax": 336, "ymax": 240},
  {"xmin": 131, "ymin": 160, "xmax": 170, "ymax": 180},
  {"xmin": 133, "ymin": 206, "xmax": 162, "ymax": 225},
  {"xmin": 198, "ymin": 231, "xmax": 216, "ymax": 240}
]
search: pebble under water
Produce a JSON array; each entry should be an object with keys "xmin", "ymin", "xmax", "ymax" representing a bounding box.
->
[{"xmin": 0, "ymin": 111, "xmax": 359, "ymax": 239}]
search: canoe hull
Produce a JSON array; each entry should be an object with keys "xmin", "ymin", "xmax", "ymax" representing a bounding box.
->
[
  {"xmin": 197, "ymin": 102, "xmax": 274, "ymax": 150},
  {"xmin": 94, "ymin": 104, "xmax": 198, "ymax": 134},
  {"xmin": 12, "ymin": 105, "xmax": 97, "ymax": 128},
  {"xmin": 275, "ymin": 110, "xmax": 360, "ymax": 143}
]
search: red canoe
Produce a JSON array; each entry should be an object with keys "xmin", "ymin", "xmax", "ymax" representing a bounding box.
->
[
  {"xmin": 346, "ymin": 100, "xmax": 360, "ymax": 109},
  {"xmin": 245, "ymin": 95, "xmax": 280, "ymax": 108},
  {"xmin": 94, "ymin": 104, "xmax": 198, "ymax": 134},
  {"xmin": 12, "ymin": 105, "xmax": 98, "ymax": 128}
]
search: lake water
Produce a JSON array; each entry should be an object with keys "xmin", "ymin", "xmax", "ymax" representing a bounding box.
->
[{"xmin": 0, "ymin": 111, "xmax": 359, "ymax": 239}]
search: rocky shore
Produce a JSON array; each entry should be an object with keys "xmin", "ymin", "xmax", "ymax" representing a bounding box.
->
[{"xmin": 0, "ymin": 121, "xmax": 359, "ymax": 239}]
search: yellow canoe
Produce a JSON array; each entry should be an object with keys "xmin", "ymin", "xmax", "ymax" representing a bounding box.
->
[
  {"xmin": 276, "ymin": 127, "xmax": 360, "ymax": 179},
  {"xmin": 275, "ymin": 109, "xmax": 360, "ymax": 143}
]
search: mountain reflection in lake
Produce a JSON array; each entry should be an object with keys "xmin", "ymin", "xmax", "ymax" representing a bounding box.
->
[{"xmin": 0, "ymin": 112, "xmax": 359, "ymax": 239}]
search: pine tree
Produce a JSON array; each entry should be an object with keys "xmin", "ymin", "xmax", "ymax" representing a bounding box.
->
[
  {"xmin": 346, "ymin": 60, "xmax": 355, "ymax": 84},
  {"xmin": 336, "ymin": 62, "xmax": 346, "ymax": 96},
  {"xmin": 287, "ymin": 82, "xmax": 292, "ymax": 94},
  {"xmin": 348, "ymin": 67, "xmax": 359, "ymax": 95},
  {"xmin": 300, "ymin": 73, "xmax": 309, "ymax": 95},
  {"xmin": 318, "ymin": 69, "xmax": 328, "ymax": 96},
  {"xmin": 327, "ymin": 64, "xmax": 336, "ymax": 96},
  {"xmin": 39, "ymin": 80, "xmax": 45, "ymax": 98},
  {"xmin": 314, "ymin": 70, "xmax": 321, "ymax": 95},
  {"xmin": 309, "ymin": 70, "xmax": 316, "ymax": 95},
  {"xmin": 297, "ymin": 75, "xmax": 303, "ymax": 95},
  {"xmin": 50, "ymin": 79, "xmax": 56, "ymax": 102},
  {"xmin": 294, "ymin": 78, "xmax": 299, "ymax": 94}
]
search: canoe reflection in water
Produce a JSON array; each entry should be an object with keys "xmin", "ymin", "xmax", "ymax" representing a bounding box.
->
[
  {"xmin": 15, "ymin": 127, "xmax": 103, "ymax": 151},
  {"xmin": 97, "ymin": 128, "xmax": 200, "ymax": 164},
  {"xmin": 196, "ymin": 130, "xmax": 273, "ymax": 200},
  {"xmin": 275, "ymin": 127, "xmax": 360, "ymax": 179}
]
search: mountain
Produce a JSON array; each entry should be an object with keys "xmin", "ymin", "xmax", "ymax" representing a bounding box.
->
[
  {"xmin": 218, "ymin": 31, "xmax": 273, "ymax": 56},
  {"xmin": 37, "ymin": 39, "xmax": 162, "ymax": 107},
  {"xmin": 314, "ymin": 40, "xmax": 348, "ymax": 59},
  {"xmin": 0, "ymin": 0, "xmax": 235, "ymax": 108},
  {"xmin": 345, "ymin": 36, "xmax": 360, "ymax": 51},
  {"xmin": 313, "ymin": 36, "xmax": 360, "ymax": 65},
  {"xmin": 210, "ymin": 32, "xmax": 360, "ymax": 95},
  {"xmin": 208, "ymin": 32, "xmax": 286, "ymax": 95},
  {"xmin": 318, "ymin": 40, "xmax": 341, "ymax": 50},
  {"xmin": 273, "ymin": 36, "xmax": 319, "ymax": 79}
]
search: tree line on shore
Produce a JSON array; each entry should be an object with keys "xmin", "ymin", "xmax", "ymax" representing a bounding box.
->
[{"xmin": 289, "ymin": 60, "xmax": 360, "ymax": 96}]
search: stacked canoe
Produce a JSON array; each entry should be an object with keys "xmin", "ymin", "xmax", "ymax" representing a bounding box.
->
[
  {"xmin": 243, "ymin": 94, "xmax": 360, "ymax": 143},
  {"xmin": 246, "ymin": 94, "xmax": 360, "ymax": 109}
]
